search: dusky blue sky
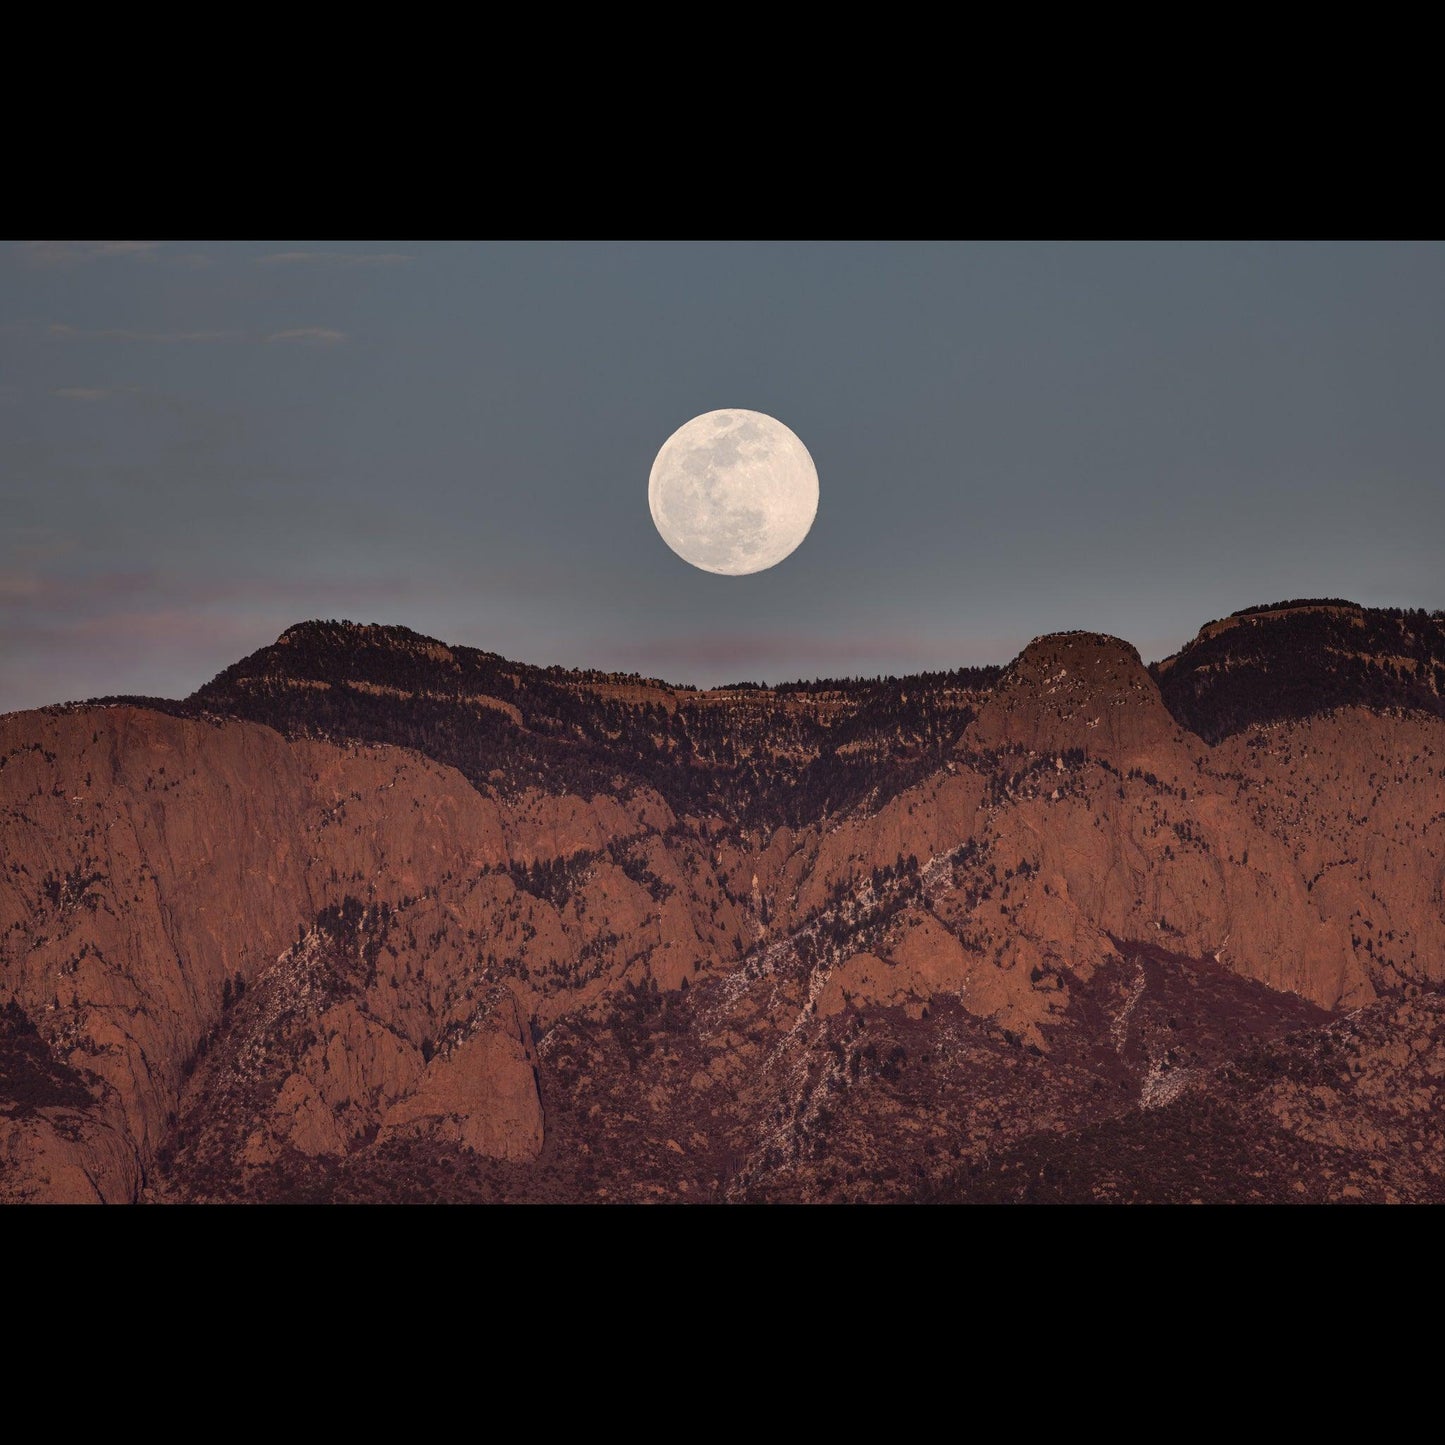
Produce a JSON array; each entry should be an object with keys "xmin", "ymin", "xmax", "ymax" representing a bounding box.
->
[{"xmin": 3, "ymin": 239, "xmax": 1442, "ymax": 713}]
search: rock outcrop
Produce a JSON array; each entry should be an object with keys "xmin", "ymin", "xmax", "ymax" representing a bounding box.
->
[
  {"xmin": 3, "ymin": 604, "xmax": 1443, "ymax": 1203},
  {"xmin": 971, "ymin": 631, "xmax": 1181, "ymax": 758}
]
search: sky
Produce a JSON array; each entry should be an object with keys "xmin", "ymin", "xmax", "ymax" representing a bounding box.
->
[{"xmin": 2, "ymin": 239, "xmax": 1443, "ymax": 713}]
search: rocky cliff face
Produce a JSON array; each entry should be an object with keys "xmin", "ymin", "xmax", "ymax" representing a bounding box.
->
[{"xmin": 2, "ymin": 602, "xmax": 1443, "ymax": 1203}]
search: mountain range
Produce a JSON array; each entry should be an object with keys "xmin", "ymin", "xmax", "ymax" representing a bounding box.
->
[{"xmin": 3, "ymin": 598, "xmax": 1443, "ymax": 1203}]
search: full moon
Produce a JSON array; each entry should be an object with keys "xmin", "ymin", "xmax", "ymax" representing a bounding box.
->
[{"xmin": 648, "ymin": 409, "xmax": 819, "ymax": 576}]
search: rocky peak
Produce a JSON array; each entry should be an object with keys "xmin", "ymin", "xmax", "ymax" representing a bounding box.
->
[
  {"xmin": 274, "ymin": 619, "xmax": 459, "ymax": 664},
  {"xmin": 971, "ymin": 631, "xmax": 1177, "ymax": 757},
  {"xmin": 1188, "ymin": 599, "xmax": 1367, "ymax": 651},
  {"xmin": 1152, "ymin": 601, "xmax": 1445, "ymax": 742},
  {"xmin": 7, "ymin": 602, "xmax": 1445, "ymax": 1203}
]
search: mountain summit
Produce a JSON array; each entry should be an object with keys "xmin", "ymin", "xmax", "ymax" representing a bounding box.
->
[
  {"xmin": 1153, "ymin": 599, "xmax": 1445, "ymax": 741},
  {"xmin": 2, "ymin": 601, "xmax": 1443, "ymax": 1203},
  {"xmin": 972, "ymin": 631, "xmax": 1179, "ymax": 756}
]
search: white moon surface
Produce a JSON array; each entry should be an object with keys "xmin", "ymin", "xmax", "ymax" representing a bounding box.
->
[{"xmin": 648, "ymin": 409, "xmax": 819, "ymax": 575}]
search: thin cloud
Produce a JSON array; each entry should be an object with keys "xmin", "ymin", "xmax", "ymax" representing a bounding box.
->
[
  {"xmin": 266, "ymin": 327, "xmax": 348, "ymax": 345},
  {"xmin": 48, "ymin": 323, "xmax": 239, "ymax": 343},
  {"xmin": 258, "ymin": 250, "xmax": 413, "ymax": 267},
  {"xmin": 3, "ymin": 527, "xmax": 75, "ymax": 567},
  {"xmin": 0, "ymin": 567, "xmax": 415, "ymax": 613},
  {"xmin": 13, "ymin": 241, "xmax": 211, "ymax": 268},
  {"xmin": 54, "ymin": 386, "xmax": 111, "ymax": 401},
  {"xmin": 0, "ymin": 607, "xmax": 287, "ymax": 656},
  {"xmin": 0, "ymin": 571, "xmax": 40, "ymax": 599},
  {"xmin": 38, "ymin": 323, "xmax": 343, "ymax": 346},
  {"xmin": 17, "ymin": 240, "xmax": 161, "ymax": 266}
]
